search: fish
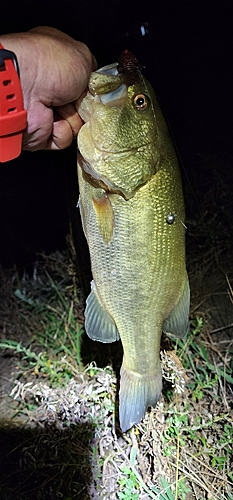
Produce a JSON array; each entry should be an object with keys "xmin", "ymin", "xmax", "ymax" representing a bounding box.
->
[{"xmin": 77, "ymin": 50, "xmax": 190, "ymax": 432}]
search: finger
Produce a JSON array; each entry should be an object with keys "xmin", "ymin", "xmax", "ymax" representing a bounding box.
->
[
  {"xmin": 45, "ymin": 119, "xmax": 75, "ymax": 150},
  {"xmin": 55, "ymin": 103, "xmax": 83, "ymax": 137}
]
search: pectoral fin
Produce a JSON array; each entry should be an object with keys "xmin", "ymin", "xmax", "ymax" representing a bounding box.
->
[
  {"xmin": 85, "ymin": 281, "xmax": 120, "ymax": 343},
  {"xmin": 92, "ymin": 194, "xmax": 114, "ymax": 244},
  {"xmin": 162, "ymin": 277, "xmax": 190, "ymax": 339}
]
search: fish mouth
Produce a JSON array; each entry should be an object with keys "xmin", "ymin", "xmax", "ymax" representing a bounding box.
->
[
  {"xmin": 88, "ymin": 62, "xmax": 123, "ymax": 96},
  {"xmin": 78, "ymin": 83, "xmax": 128, "ymax": 123},
  {"xmin": 78, "ymin": 62, "xmax": 128, "ymax": 123},
  {"xmin": 90, "ymin": 64, "xmax": 127, "ymax": 105}
]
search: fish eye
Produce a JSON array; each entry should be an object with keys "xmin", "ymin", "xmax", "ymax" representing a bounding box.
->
[{"xmin": 133, "ymin": 93, "xmax": 148, "ymax": 110}]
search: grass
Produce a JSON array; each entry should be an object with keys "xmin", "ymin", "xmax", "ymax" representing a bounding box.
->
[
  {"xmin": 0, "ymin": 269, "xmax": 84, "ymax": 387},
  {"xmin": 158, "ymin": 316, "xmax": 233, "ymax": 499},
  {"xmin": 176, "ymin": 317, "xmax": 233, "ymax": 386},
  {"xmin": 0, "ymin": 250, "xmax": 232, "ymax": 499}
]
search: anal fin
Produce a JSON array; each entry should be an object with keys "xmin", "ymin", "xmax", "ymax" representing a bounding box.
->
[
  {"xmin": 85, "ymin": 281, "xmax": 120, "ymax": 343},
  {"xmin": 162, "ymin": 277, "xmax": 190, "ymax": 339}
]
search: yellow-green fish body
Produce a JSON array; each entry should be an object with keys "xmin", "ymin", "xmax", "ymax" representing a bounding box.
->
[{"xmin": 77, "ymin": 51, "xmax": 189, "ymax": 432}]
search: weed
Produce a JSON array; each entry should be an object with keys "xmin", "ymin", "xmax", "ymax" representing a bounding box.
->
[
  {"xmin": 151, "ymin": 477, "xmax": 175, "ymax": 499},
  {"xmin": 160, "ymin": 315, "xmax": 233, "ymax": 498},
  {"xmin": 0, "ymin": 273, "xmax": 84, "ymax": 386},
  {"xmin": 176, "ymin": 317, "xmax": 233, "ymax": 385},
  {"xmin": 153, "ymin": 477, "xmax": 191, "ymax": 500},
  {"xmin": 117, "ymin": 465, "xmax": 140, "ymax": 499}
]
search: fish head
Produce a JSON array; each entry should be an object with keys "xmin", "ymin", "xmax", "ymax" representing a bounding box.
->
[{"xmin": 78, "ymin": 51, "xmax": 165, "ymax": 200}]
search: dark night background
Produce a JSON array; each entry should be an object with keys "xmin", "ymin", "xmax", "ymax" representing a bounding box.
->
[{"xmin": 1, "ymin": 0, "xmax": 233, "ymax": 273}]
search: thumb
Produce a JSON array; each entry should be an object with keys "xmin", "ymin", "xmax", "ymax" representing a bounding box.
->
[{"xmin": 45, "ymin": 104, "xmax": 83, "ymax": 150}]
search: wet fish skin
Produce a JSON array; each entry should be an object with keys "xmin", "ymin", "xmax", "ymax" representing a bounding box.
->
[{"xmin": 77, "ymin": 52, "xmax": 190, "ymax": 432}]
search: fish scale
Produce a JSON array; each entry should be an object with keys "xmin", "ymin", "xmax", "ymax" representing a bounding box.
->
[{"xmin": 77, "ymin": 51, "xmax": 190, "ymax": 432}]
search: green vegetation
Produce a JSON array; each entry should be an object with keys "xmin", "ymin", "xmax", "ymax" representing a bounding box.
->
[
  {"xmin": 177, "ymin": 316, "xmax": 233, "ymax": 386},
  {"xmin": 0, "ymin": 271, "xmax": 84, "ymax": 386},
  {"xmin": 0, "ymin": 253, "xmax": 232, "ymax": 499},
  {"xmin": 159, "ymin": 316, "xmax": 233, "ymax": 499},
  {"xmin": 117, "ymin": 466, "xmax": 140, "ymax": 499}
]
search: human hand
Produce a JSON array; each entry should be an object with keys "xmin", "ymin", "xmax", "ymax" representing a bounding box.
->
[{"xmin": 0, "ymin": 26, "xmax": 96, "ymax": 151}]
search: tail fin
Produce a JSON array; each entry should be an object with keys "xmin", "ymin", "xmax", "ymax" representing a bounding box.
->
[{"xmin": 119, "ymin": 366, "xmax": 162, "ymax": 432}]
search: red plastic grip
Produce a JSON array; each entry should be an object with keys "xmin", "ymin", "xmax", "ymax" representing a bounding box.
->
[{"xmin": 0, "ymin": 43, "xmax": 27, "ymax": 162}]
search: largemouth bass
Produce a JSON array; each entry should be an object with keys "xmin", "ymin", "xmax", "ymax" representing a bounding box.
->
[{"xmin": 77, "ymin": 50, "xmax": 190, "ymax": 432}]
